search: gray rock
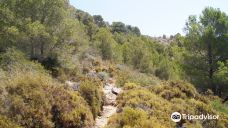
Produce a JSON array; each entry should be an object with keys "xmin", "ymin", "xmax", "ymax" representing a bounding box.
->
[
  {"xmin": 65, "ymin": 81, "xmax": 80, "ymax": 91},
  {"xmin": 111, "ymin": 87, "xmax": 122, "ymax": 95}
]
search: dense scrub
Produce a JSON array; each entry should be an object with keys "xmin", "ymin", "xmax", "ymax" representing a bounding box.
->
[
  {"xmin": 0, "ymin": 115, "xmax": 22, "ymax": 128},
  {"xmin": 0, "ymin": 50, "xmax": 94, "ymax": 128},
  {"xmin": 0, "ymin": 0, "xmax": 227, "ymax": 127},
  {"xmin": 115, "ymin": 65, "xmax": 161, "ymax": 87},
  {"xmin": 107, "ymin": 81, "xmax": 228, "ymax": 128},
  {"xmin": 79, "ymin": 79, "xmax": 104, "ymax": 119}
]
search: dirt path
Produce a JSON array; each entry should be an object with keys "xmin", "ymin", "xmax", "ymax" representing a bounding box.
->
[
  {"xmin": 66, "ymin": 71, "xmax": 122, "ymax": 128},
  {"xmin": 94, "ymin": 82, "xmax": 122, "ymax": 128}
]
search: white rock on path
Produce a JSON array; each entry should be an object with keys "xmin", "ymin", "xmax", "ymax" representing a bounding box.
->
[{"xmin": 112, "ymin": 87, "xmax": 122, "ymax": 95}]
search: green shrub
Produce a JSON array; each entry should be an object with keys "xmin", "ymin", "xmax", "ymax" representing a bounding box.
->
[
  {"xmin": 150, "ymin": 81, "xmax": 198, "ymax": 100},
  {"xmin": 119, "ymin": 107, "xmax": 148, "ymax": 127},
  {"xmin": 79, "ymin": 79, "xmax": 104, "ymax": 119},
  {"xmin": 0, "ymin": 116, "xmax": 21, "ymax": 128},
  {"xmin": 108, "ymin": 107, "xmax": 167, "ymax": 128},
  {"xmin": 214, "ymin": 61, "xmax": 228, "ymax": 96},
  {"xmin": 116, "ymin": 67, "xmax": 160, "ymax": 87},
  {"xmin": 97, "ymin": 72, "xmax": 109, "ymax": 81},
  {"xmin": 211, "ymin": 100, "xmax": 228, "ymax": 114},
  {"xmin": 123, "ymin": 82, "xmax": 140, "ymax": 90},
  {"xmin": 108, "ymin": 81, "xmax": 228, "ymax": 128},
  {"xmin": 0, "ymin": 71, "xmax": 94, "ymax": 128},
  {"xmin": 0, "ymin": 48, "xmax": 45, "ymax": 73}
]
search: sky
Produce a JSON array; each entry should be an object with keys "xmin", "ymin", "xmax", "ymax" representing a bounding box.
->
[{"xmin": 69, "ymin": 0, "xmax": 228, "ymax": 37}]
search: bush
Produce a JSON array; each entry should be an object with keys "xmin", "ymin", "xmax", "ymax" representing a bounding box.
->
[
  {"xmin": 123, "ymin": 82, "xmax": 140, "ymax": 90},
  {"xmin": 150, "ymin": 81, "xmax": 198, "ymax": 100},
  {"xmin": 119, "ymin": 107, "xmax": 148, "ymax": 127},
  {"xmin": 211, "ymin": 100, "xmax": 228, "ymax": 114},
  {"xmin": 0, "ymin": 70, "xmax": 94, "ymax": 128},
  {"xmin": 0, "ymin": 116, "xmax": 21, "ymax": 128},
  {"xmin": 94, "ymin": 28, "xmax": 117, "ymax": 60},
  {"xmin": 108, "ymin": 107, "xmax": 167, "ymax": 128},
  {"xmin": 0, "ymin": 48, "xmax": 45, "ymax": 73},
  {"xmin": 97, "ymin": 72, "xmax": 109, "ymax": 81},
  {"xmin": 116, "ymin": 67, "xmax": 160, "ymax": 87},
  {"xmin": 79, "ymin": 79, "xmax": 104, "ymax": 119},
  {"xmin": 214, "ymin": 61, "xmax": 228, "ymax": 96},
  {"xmin": 108, "ymin": 81, "xmax": 228, "ymax": 128},
  {"xmin": 154, "ymin": 58, "xmax": 180, "ymax": 80}
]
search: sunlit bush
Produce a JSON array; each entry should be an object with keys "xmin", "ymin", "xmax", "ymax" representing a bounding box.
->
[
  {"xmin": 0, "ymin": 70, "xmax": 94, "ymax": 128},
  {"xmin": 108, "ymin": 81, "xmax": 228, "ymax": 128},
  {"xmin": 79, "ymin": 79, "xmax": 104, "ymax": 119},
  {"xmin": 150, "ymin": 81, "xmax": 198, "ymax": 100},
  {"xmin": 0, "ymin": 116, "xmax": 21, "ymax": 128}
]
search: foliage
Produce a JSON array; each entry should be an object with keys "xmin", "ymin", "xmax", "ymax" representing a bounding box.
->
[
  {"xmin": 116, "ymin": 66, "xmax": 160, "ymax": 87},
  {"xmin": 0, "ymin": 48, "xmax": 45, "ymax": 73},
  {"xmin": 93, "ymin": 15, "xmax": 106, "ymax": 27},
  {"xmin": 214, "ymin": 61, "xmax": 228, "ymax": 96},
  {"xmin": 0, "ymin": 48, "xmax": 94, "ymax": 128},
  {"xmin": 0, "ymin": 70, "xmax": 94, "ymax": 128},
  {"xmin": 0, "ymin": 1, "xmax": 228, "ymax": 128},
  {"xmin": 108, "ymin": 81, "xmax": 228, "ymax": 128},
  {"xmin": 111, "ymin": 22, "xmax": 141, "ymax": 36},
  {"xmin": 151, "ymin": 81, "xmax": 198, "ymax": 100},
  {"xmin": 111, "ymin": 22, "xmax": 128, "ymax": 33},
  {"xmin": 212, "ymin": 100, "xmax": 228, "ymax": 114},
  {"xmin": 184, "ymin": 7, "xmax": 228, "ymax": 94},
  {"xmin": 79, "ymin": 79, "xmax": 104, "ymax": 119},
  {"xmin": 94, "ymin": 28, "xmax": 118, "ymax": 60},
  {"xmin": 0, "ymin": 116, "xmax": 21, "ymax": 128}
]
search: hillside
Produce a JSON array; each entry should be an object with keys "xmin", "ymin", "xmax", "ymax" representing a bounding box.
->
[{"xmin": 0, "ymin": 0, "xmax": 228, "ymax": 128}]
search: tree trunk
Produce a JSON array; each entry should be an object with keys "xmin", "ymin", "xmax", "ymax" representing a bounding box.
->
[
  {"xmin": 207, "ymin": 41, "xmax": 215, "ymax": 93},
  {"xmin": 31, "ymin": 40, "xmax": 35, "ymax": 59},
  {"xmin": 40, "ymin": 42, "xmax": 44, "ymax": 56}
]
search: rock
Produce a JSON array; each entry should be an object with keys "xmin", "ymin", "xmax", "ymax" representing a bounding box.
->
[
  {"xmin": 65, "ymin": 81, "xmax": 80, "ymax": 91},
  {"xmin": 105, "ymin": 92, "xmax": 117, "ymax": 105},
  {"xmin": 116, "ymin": 108, "xmax": 123, "ymax": 113},
  {"xmin": 111, "ymin": 87, "xmax": 122, "ymax": 95},
  {"xmin": 87, "ymin": 71, "xmax": 97, "ymax": 78}
]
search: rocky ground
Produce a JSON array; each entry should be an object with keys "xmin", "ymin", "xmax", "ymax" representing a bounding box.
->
[
  {"xmin": 66, "ymin": 69, "xmax": 122, "ymax": 128},
  {"xmin": 94, "ymin": 81, "xmax": 122, "ymax": 128}
]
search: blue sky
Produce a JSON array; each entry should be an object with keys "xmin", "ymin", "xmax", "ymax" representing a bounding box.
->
[{"xmin": 69, "ymin": 0, "xmax": 228, "ymax": 37}]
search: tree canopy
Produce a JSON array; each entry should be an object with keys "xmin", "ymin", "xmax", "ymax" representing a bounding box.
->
[{"xmin": 184, "ymin": 7, "xmax": 228, "ymax": 95}]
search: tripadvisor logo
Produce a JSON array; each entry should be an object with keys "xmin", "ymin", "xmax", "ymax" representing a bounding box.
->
[
  {"xmin": 171, "ymin": 112, "xmax": 182, "ymax": 122},
  {"xmin": 170, "ymin": 112, "xmax": 219, "ymax": 122}
]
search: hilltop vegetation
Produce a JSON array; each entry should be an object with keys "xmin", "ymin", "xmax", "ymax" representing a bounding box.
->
[{"xmin": 0, "ymin": 0, "xmax": 228, "ymax": 128}]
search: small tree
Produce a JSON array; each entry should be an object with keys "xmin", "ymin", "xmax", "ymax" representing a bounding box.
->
[
  {"xmin": 94, "ymin": 28, "xmax": 117, "ymax": 60},
  {"xmin": 111, "ymin": 22, "xmax": 127, "ymax": 33},
  {"xmin": 93, "ymin": 15, "xmax": 106, "ymax": 27}
]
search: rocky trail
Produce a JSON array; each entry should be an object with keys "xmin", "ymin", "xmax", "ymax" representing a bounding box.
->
[
  {"xmin": 94, "ymin": 80, "xmax": 122, "ymax": 128},
  {"xmin": 66, "ymin": 70, "xmax": 122, "ymax": 128}
]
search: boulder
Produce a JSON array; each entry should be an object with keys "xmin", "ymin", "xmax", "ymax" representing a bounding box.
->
[{"xmin": 111, "ymin": 87, "xmax": 122, "ymax": 95}]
